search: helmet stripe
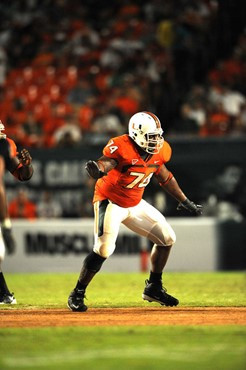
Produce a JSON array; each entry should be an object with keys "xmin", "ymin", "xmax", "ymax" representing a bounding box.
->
[{"xmin": 143, "ymin": 111, "xmax": 161, "ymax": 128}]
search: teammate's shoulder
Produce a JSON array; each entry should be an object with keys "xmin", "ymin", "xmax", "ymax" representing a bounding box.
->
[
  {"xmin": 159, "ymin": 140, "xmax": 172, "ymax": 163},
  {"xmin": 6, "ymin": 137, "xmax": 15, "ymax": 145}
]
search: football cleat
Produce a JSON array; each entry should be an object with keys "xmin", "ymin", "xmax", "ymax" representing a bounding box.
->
[
  {"xmin": 0, "ymin": 292, "xmax": 17, "ymax": 304},
  {"xmin": 142, "ymin": 280, "xmax": 179, "ymax": 307},
  {"xmin": 67, "ymin": 288, "xmax": 88, "ymax": 312}
]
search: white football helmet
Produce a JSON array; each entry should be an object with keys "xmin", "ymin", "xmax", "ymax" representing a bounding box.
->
[
  {"xmin": 128, "ymin": 111, "xmax": 164, "ymax": 154},
  {"xmin": 0, "ymin": 121, "xmax": 6, "ymax": 139}
]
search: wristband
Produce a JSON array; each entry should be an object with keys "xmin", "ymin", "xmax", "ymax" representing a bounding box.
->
[{"xmin": 97, "ymin": 160, "xmax": 106, "ymax": 173}]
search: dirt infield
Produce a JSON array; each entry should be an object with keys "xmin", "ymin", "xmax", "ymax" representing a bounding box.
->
[{"xmin": 1, "ymin": 307, "xmax": 246, "ymax": 327}]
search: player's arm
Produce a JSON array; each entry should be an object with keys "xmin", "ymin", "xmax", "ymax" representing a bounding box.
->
[
  {"xmin": 11, "ymin": 149, "xmax": 33, "ymax": 181},
  {"xmin": 155, "ymin": 164, "xmax": 202, "ymax": 215},
  {"xmin": 0, "ymin": 157, "xmax": 16, "ymax": 255},
  {"xmin": 85, "ymin": 155, "xmax": 118, "ymax": 179},
  {"xmin": 0, "ymin": 157, "xmax": 8, "ymax": 222}
]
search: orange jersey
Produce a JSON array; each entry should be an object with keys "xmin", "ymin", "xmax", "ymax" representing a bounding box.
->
[{"xmin": 93, "ymin": 134, "xmax": 172, "ymax": 207}]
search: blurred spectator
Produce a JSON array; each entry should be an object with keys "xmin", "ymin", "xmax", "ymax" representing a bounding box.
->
[
  {"xmin": 202, "ymin": 164, "xmax": 245, "ymax": 221},
  {"xmin": 200, "ymin": 102, "xmax": 231, "ymax": 136},
  {"xmin": 20, "ymin": 111, "xmax": 45, "ymax": 147},
  {"xmin": 8, "ymin": 188, "xmax": 37, "ymax": 219},
  {"xmin": 53, "ymin": 115, "xmax": 82, "ymax": 147},
  {"xmin": 91, "ymin": 104, "xmax": 125, "ymax": 137},
  {"xmin": 220, "ymin": 86, "xmax": 245, "ymax": 123},
  {"xmin": 186, "ymin": 85, "xmax": 207, "ymax": 106},
  {"xmin": 0, "ymin": 47, "xmax": 7, "ymax": 88},
  {"xmin": 67, "ymin": 78, "xmax": 97, "ymax": 107},
  {"xmin": 42, "ymin": 104, "xmax": 66, "ymax": 146},
  {"xmin": 157, "ymin": 19, "xmax": 175, "ymax": 50},
  {"xmin": 11, "ymin": 98, "xmax": 28, "ymax": 126},
  {"xmin": 114, "ymin": 85, "xmax": 141, "ymax": 117},
  {"xmin": 235, "ymin": 102, "xmax": 246, "ymax": 133},
  {"xmin": 187, "ymin": 100, "xmax": 207, "ymax": 130},
  {"xmin": 207, "ymin": 81, "xmax": 224, "ymax": 106},
  {"xmin": 37, "ymin": 191, "xmax": 62, "ymax": 218},
  {"xmin": 77, "ymin": 96, "xmax": 97, "ymax": 132},
  {"xmin": 100, "ymin": 45, "xmax": 124, "ymax": 70},
  {"xmin": 68, "ymin": 23, "xmax": 100, "ymax": 59},
  {"xmin": 174, "ymin": 103, "xmax": 200, "ymax": 134},
  {"xmin": 31, "ymin": 45, "xmax": 54, "ymax": 67}
]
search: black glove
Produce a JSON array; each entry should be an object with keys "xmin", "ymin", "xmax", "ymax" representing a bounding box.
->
[
  {"xmin": 2, "ymin": 227, "xmax": 16, "ymax": 254},
  {"xmin": 18, "ymin": 148, "xmax": 32, "ymax": 166},
  {"xmin": 177, "ymin": 198, "xmax": 202, "ymax": 215},
  {"xmin": 85, "ymin": 160, "xmax": 106, "ymax": 179}
]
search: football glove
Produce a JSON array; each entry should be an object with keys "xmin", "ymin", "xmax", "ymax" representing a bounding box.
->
[
  {"xmin": 85, "ymin": 160, "xmax": 106, "ymax": 179},
  {"xmin": 1, "ymin": 227, "xmax": 16, "ymax": 254},
  {"xmin": 177, "ymin": 198, "xmax": 202, "ymax": 215},
  {"xmin": 17, "ymin": 148, "xmax": 32, "ymax": 166}
]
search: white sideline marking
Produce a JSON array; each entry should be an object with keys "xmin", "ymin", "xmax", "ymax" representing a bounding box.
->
[{"xmin": 3, "ymin": 345, "xmax": 245, "ymax": 367}]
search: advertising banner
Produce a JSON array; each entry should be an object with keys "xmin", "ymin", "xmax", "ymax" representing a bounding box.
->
[{"xmin": 3, "ymin": 218, "xmax": 218, "ymax": 272}]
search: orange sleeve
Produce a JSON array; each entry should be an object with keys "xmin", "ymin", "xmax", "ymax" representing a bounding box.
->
[
  {"xmin": 102, "ymin": 136, "xmax": 124, "ymax": 161},
  {"xmin": 6, "ymin": 138, "xmax": 23, "ymax": 176},
  {"xmin": 6, "ymin": 138, "xmax": 18, "ymax": 157},
  {"xmin": 154, "ymin": 141, "xmax": 172, "ymax": 176},
  {"xmin": 160, "ymin": 141, "xmax": 172, "ymax": 163}
]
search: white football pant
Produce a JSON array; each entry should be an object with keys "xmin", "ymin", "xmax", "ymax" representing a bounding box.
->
[{"xmin": 93, "ymin": 199, "xmax": 176, "ymax": 258}]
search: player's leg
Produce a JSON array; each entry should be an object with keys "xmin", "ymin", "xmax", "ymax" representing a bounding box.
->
[
  {"xmin": 0, "ymin": 231, "xmax": 16, "ymax": 304},
  {"xmin": 123, "ymin": 199, "xmax": 176, "ymax": 270},
  {"xmin": 123, "ymin": 199, "xmax": 179, "ymax": 306},
  {"xmin": 68, "ymin": 200, "xmax": 128, "ymax": 312},
  {"xmin": 0, "ymin": 157, "xmax": 16, "ymax": 304}
]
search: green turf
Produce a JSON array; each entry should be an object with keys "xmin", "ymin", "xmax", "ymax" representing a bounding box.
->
[
  {"xmin": 0, "ymin": 272, "xmax": 245, "ymax": 370},
  {"xmin": 1, "ymin": 271, "xmax": 246, "ymax": 308},
  {"xmin": 0, "ymin": 326, "xmax": 245, "ymax": 370}
]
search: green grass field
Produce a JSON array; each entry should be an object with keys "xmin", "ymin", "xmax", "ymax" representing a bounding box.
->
[{"xmin": 0, "ymin": 272, "xmax": 246, "ymax": 370}]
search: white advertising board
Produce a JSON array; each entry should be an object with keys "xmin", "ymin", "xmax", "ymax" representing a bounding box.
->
[{"xmin": 2, "ymin": 218, "xmax": 218, "ymax": 272}]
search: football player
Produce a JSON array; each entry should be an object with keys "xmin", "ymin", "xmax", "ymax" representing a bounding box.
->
[
  {"xmin": 68, "ymin": 111, "xmax": 202, "ymax": 311},
  {"xmin": 0, "ymin": 121, "xmax": 33, "ymax": 304}
]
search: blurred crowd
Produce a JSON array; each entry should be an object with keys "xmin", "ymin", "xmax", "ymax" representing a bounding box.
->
[
  {"xmin": 0, "ymin": 0, "xmax": 245, "ymax": 220},
  {"xmin": 0, "ymin": 0, "xmax": 245, "ymax": 149},
  {"xmin": 7, "ymin": 183, "xmax": 95, "ymax": 220}
]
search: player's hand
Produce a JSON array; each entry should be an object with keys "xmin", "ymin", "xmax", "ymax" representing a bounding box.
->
[
  {"xmin": 177, "ymin": 198, "xmax": 202, "ymax": 215},
  {"xmin": 1, "ymin": 227, "xmax": 16, "ymax": 254},
  {"xmin": 85, "ymin": 160, "xmax": 106, "ymax": 179},
  {"xmin": 18, "ymin": 149, "xmax": 32, "ymax": 166}
]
